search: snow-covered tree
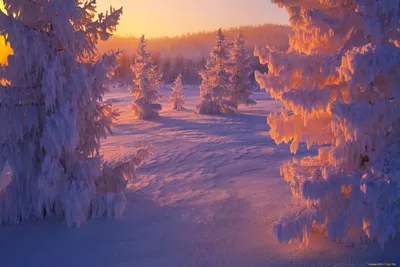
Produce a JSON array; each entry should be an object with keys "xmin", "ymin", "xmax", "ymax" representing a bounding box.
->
[
  {"xmin": 196, "ymin": 28, "xmax": 236, "ymax": 114},
  {"xmin": 130, "ymin": 35, "xmax": 162, "ymax": 120},
  {"xmin": 0, "ymin": 0, "xmax": 147, "ymax": 227},
  {"xmin": 256, "ymin": 1, "xmax": 400, "ymax": 248},
  {"xmin": 228, "ymin": 33, "xmax": 256, "ymax": 108},
  {"xmin": 169, "ymin": 74, "xmax": 185, "ymax": 110}
]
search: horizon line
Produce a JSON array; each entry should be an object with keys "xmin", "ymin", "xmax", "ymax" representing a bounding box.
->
[{"xmin": 112, "ymin": 22, "xmax": 291, "ymax": 40}]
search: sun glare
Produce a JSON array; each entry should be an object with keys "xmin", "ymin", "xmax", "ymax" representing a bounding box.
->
[
  {"xmin": 0, "ymin": 1, "xmax": 12, "ymax": 85},
  {"xmin": 0, "ymin": 35, "xmax": 12, "ymax": 66},
  {"xmin": 0, "ymin": 36, "xmax": 12, "ymax": 85},
  {"xmin": 0, "ymin": 0, "xmax": 4, "ymax": 14}
]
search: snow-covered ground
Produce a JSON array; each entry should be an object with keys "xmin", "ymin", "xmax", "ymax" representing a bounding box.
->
[{"xmin": 0, "ymin": 85, "xmax": 399, "ymax": 267}]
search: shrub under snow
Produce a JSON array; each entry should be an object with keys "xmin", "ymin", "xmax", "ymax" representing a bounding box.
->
[
  {"xmin": 93, "ymin": 145, "xmax": 153, "ymax": 220},
  {"xmin": 256, "ymin": 0, "xmax": 400, "ymax": 248}
]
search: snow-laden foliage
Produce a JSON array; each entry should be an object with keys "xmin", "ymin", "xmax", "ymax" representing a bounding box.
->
[
  {"xmin": 169, "ymin": 74, "xmax": 185, "ymax": 110},
  {"xmin": 256, "ymin": 0, "xmax": 400, "ymax": 248},
  {"xmin": 0, "ymin": 0, "xmax": 147, "ymax": 227},
  {"xmin": 228, "ymin": 33, "xmax": 256, "ymax": 108},
  {"xmin": 196, "ymin": 29, "xmax": 237, "ymax": 114},
  {"xmin": 130, "ymin": 35, "xmax": 162, "ymax": 120}
]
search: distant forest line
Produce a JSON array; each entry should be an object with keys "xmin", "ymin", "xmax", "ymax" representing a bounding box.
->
[{"xmin": 101, "ymin": 24, "xmax": 292, "ymax": 85}]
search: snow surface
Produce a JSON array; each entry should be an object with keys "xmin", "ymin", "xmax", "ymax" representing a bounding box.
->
[{"xmin": 0, "ymin": 85, "xmax": 399, "ymax": 267}]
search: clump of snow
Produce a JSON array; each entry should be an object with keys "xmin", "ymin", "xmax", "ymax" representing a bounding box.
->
[
  {"xmin": 256, "ymin": 0, "xmax": 400, "ymax": 249},
  {"xmin": 92, "ymin": 145, "xmax": 154, "ymax": 219}
]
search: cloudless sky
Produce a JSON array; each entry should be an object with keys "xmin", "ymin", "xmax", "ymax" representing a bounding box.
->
[{"xmin": 97, "ymin": 0, "xmax": 289, "ymax": 37}]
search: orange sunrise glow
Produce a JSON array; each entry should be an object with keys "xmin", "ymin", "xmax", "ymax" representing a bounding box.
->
[
  {"xmin": 95, "ymin": 0, "xmax": 289, "ymax": 37},
  {"xmin": 0, "ymin": 1, "xmax": 12, "ymax": 85}
]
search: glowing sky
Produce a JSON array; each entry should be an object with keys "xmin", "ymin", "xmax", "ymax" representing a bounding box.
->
[
  {"xmin": 96, "ymin": 0, "xmax": 289, "ymax": 37},
  {"xmin": 0, "ymin": 0, "xmax": 289, "ymax": 37}
]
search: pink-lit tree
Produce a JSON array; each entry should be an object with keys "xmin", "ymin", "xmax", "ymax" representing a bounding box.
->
[
  {"xmin": 196, "ymin": 28, "xmax": 236, "ymax": 114},
  {"xmin": 256, "ymin": 0, "xmax": 400, "ymax": 248}
]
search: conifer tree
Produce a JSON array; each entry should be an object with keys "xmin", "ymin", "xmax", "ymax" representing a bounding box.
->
[
  {"xmin": 228, "ymin": 33, "xmax": 256, "ymax": 108},
  {"xmin": 169, "ymin": 74, "xmax": 185, "ymax": 110},
  {"xmin": 130, "ymin": 35, "xmax": 162, "ymax": 120},
  {"xmin": 256, "ymin": 0, "xmax": 400, "ymax": 248},
  {"xmin": 0, "ymin": 0, "xmax": 146, "ymax": 227},
  {"xmin": 196, "ymin": 28, "xmax": 236, "ymax": 114}
]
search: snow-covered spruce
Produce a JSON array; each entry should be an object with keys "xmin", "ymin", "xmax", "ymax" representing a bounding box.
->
[
  {"xmin": 130, "ymin": 35, "xmax": 162, "ymax": 120},
  {"xmin": 196, "ymin": 28, "xmax": 236, "ymax": 114},
  {"xmin": 0, "ymin": 0, "xmax": 148, "ymax": 227},
  {"xmin": 228, "ymin": 33, "xmax": 256, "ymax": 108},
  {"xmin": 169, "ymin": 74, "xmax": 185, "ymax": 111},
  {"xmin": 256, "ymin": 1, "xmax": 400, "ymax": 248}
]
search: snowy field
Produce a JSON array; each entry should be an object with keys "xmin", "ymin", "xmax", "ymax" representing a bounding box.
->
[{"xmin": 0, "ymin": 85, "xmax": 399, "ymax": 267}]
